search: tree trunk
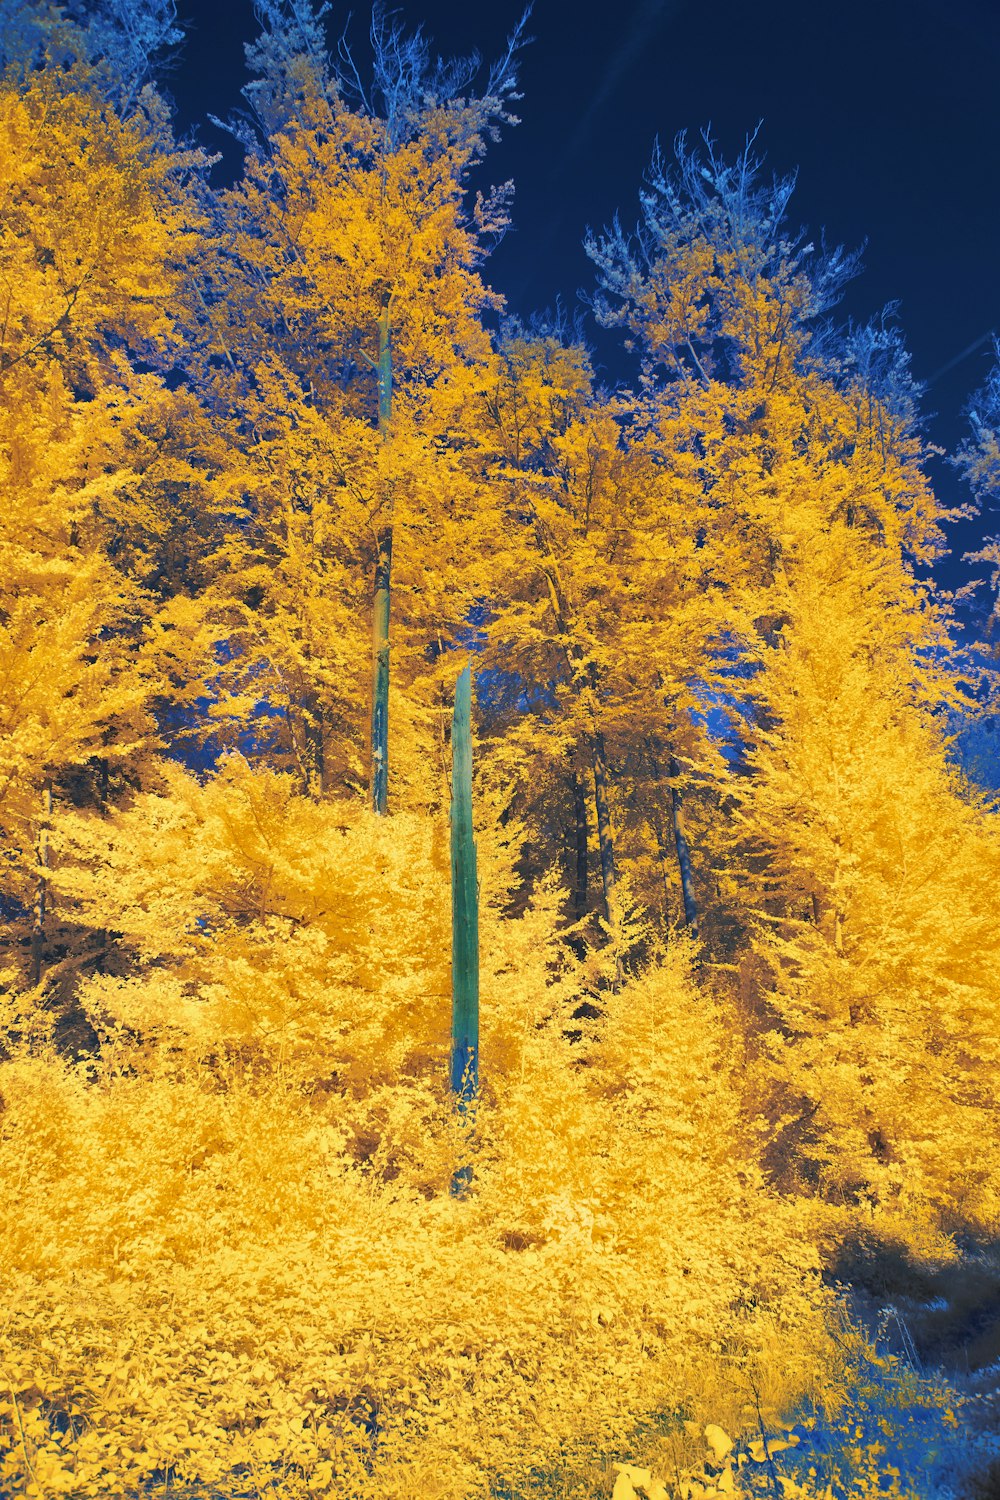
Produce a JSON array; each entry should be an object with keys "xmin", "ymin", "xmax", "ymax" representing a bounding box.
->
[
  {"xmin": 450, "ymin": 663, "xmax": 479, "ymax": 1108},
  {"xmin": 668, "ymin": 754, "xmax": 699, "ymax": 936},
  {"xmin": 29, "ymin": 781, "xmax": 52, "ymax": 988},
  {"xmin": 370, "ymin": 526, "xmax": 391, "ymax": 814},
  {"xmin": 647, "ymin": 738, "xmax": 699, "ymax": 935},
  {"xmin": 590, "ymin": 726, "xmax": 617, "ymax": 920},
  {"xmin": 370, "ymin": 297, "xmax": 393, "ymax": 815},
  {"xmin": 646, "ymin": 797, "xmax": 674, "ymax": 918},
  {"xmin": 306, "ymin": 701, "xmax": 325, "ymax": 798},
  {"xmin": 530, "ymin": 515, "xmax": 619, "ymax": 921},
  {"xmin": 450, "ymin": 664, "xmax": 479, "ymax": 1195},
  {"xmin": 569, "ymin": 759, "xmax": 589, "ymax": 921}
]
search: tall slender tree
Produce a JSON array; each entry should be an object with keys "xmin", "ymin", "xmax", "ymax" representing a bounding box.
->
[
  {"xmin": 189, "ymin": 0, "xmax": 527, "ymax": 812},
  {"xmin": 450, "ymin": 663, "xmax": 479, "ymax": 1106}
]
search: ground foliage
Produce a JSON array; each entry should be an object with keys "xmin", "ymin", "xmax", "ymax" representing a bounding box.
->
[{"xmin": 1, "ymin": 4, "xmax": 1000, "ymax": 1497}]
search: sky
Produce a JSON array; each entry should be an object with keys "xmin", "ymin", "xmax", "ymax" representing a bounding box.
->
[{"xmin": 168, "ymin": 0, "xmax": 1000, "ymax": 608}]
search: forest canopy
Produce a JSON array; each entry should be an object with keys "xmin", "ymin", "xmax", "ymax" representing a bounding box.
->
[{"xmin": 1, "ymin": 2, "xmax": 1000, "ymax": 1497}]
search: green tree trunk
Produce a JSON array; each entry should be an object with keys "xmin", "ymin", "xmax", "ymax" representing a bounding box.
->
[
  {"xmin": 450, "ymin": 663, "xmax": 479, "ymax": 1196},
  {"xmin": 370, "ymin": 297, "xmax": 393, "ymax": 815},
  {"xmin": 450, "ymin": 663, "xmax": 479, "ymax": 1107}
]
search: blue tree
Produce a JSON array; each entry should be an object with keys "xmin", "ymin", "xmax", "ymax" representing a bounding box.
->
[
  {"xmin": 0, "ymin": 0, "xmax": 183, "ymax": 114},
  {"xmin": 585, "ymin": 126, "xmax": 861, "ymax": 393}
]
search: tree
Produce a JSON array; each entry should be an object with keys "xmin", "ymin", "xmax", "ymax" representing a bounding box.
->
[
  {"xmin": 957, "ymin": 338, "xmax": 1000, "ymax": 619},
  {"xmin": 583, "ymin": 131, "xmax": 953, "ymax": 949},
  {"xmin": 449, "ymin": 662, "xmax": 479, "ymax": 1197},
  {"xmin": 473, "ymin": 318, "xmax": 743, "ymax": 945},
  {"xmin": 0, "ymin": 0, "xmax": 183, "ymax": 115},
  {"xmin": 727, "ymin": 517, "xmax": 1000, "ymax": 1226},
  {"xmin": 176, "ymin": 0, "xmax": 527, "ymax": 815},
  {"xmin": 0, "ymin": 61, "xmax": 206, "ymax": 982},
  {"xmin": 585, "ymin": 128, "xmax": 859, "ymax": 396},
  {"xmin": 474, "ymin": 325, "xmax": 628, "ymax": 925}
]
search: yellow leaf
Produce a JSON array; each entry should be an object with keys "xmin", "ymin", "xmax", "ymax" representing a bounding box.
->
[
  {"xmin": 704, "ymin": 1425, "xmax": 733, "ymax": 1462},
  {"xmin": 612, "ymin": 1463, "xmax": 653, "ymax": 1494}
]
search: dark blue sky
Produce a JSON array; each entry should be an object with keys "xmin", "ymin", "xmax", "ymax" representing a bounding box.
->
[{"xmin": 170, "ymin": 0, "xmax": 1000, "ymax": 607}]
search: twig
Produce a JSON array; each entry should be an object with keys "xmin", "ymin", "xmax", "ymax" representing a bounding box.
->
[{"xmin": 7, "ymin": 1385, "xmax": 37, "ymax": 1490}]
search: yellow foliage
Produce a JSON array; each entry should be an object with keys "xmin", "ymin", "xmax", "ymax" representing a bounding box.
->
[
  {"xmin": 728, "ymin": 524, "xmax": 1000, "ymax": 1232},
  {"xmin": 0, "ymin": 37, "xmax": 993, "ymax": 1500},
  {"xmin": 0, "ymin": 756, "xmax": 834, "ymax": 1497},
  {"xmin": 0, "ymin": 972, "xmax": 831, "ymax": 1498}
]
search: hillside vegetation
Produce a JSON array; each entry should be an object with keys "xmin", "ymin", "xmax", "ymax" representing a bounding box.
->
[{"xmin": 1, "ymin": 3, "xmax": 999, "ymax": 1496}]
